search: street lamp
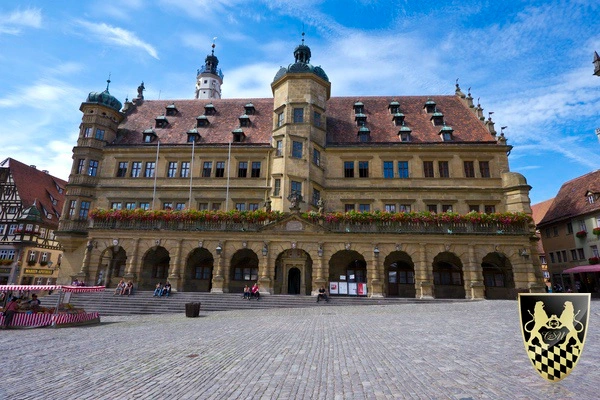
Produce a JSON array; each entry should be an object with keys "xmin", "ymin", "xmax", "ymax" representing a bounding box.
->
[
  {"xmin": 216, "ymin": 243, "xmax": 222, "ymax": 256},
  {"xmin": 373, "ymin": 246, "xmax": 380, "ymax": 258},
  {"xmin": 262, "ymin": 243, "xmax": 268, "ymax": 256}
]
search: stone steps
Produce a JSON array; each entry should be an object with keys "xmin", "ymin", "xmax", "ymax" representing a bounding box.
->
[{"xmin": 43, "ymin": 290, "xmax": 468, "ymax": 316}]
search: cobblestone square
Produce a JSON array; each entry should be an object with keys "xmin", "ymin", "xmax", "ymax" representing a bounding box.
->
[{"xmin": 1, "ymin": 300, "xmax": 598, "ymax": 399}]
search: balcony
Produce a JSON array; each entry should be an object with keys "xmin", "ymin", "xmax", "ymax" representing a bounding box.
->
[
  {"xmin": 68, "ymin": 174, "xmax": 99, "ymax": 187},
  {"xmin": 58, "ymin": 219, "xmax": 90, "ymax": 234},
  {"xmin": 76, "ymin": 137, "xmax": 105, "ymax": 149},
  {"xmin": 89, "ymin": 218, "xmax": 529, "ymax": 235}
]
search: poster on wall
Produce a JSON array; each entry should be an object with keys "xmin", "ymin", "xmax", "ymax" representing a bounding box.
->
[
  {"xmin": 348, "ymin": 282, "xmax": 358, "ymax": 296},
  {"xmin": 357, "ymin": 283, "xmax": 367, "ymax": 296},
  {"xmin": 338, "ymin": 282, "xmax": 348, "ymax": 295},
  {"xmin": 329, "ymin": 282, "xmax": 339, "ymax": 295},
  {"xmin": 340, "ymin": 275, "xmax": 346, "ymax": 281}
]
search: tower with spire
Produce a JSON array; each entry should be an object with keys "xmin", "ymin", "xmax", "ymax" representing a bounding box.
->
[{"xmin": 195, "ymin": 40, "xmax": 224, "ymax": 99}]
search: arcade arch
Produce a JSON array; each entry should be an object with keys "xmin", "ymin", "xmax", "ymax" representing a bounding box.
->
[
  {"xmin": 432, "ymin": 252, "xmax": 465, "ymax": 299},
  {"xmin": 384, "ymin": 251, "xmax": 415, "ymax": 298},
  {"xmin": 140, "ymin": 246, "xmax": 170, "ymax": 290},
  {"xmin": 481, "ymin": 252, "xmax": 515, "ymax": 299},
  {"xmin": 184, "ymin": 248, "xmax": 214, "ymax": 292}
]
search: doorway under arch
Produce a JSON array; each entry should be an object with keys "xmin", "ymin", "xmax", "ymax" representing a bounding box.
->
[
  {"xmin": 482, "ymin": 252, "xmax": 516, "ymax": 299},
  {"xmin": 288, "ymin": 267, "xmax": 301, "ymax": 294},
  {"xmin": 432, "ymin": 252, "xmax": 465, "ymax": 299},
  {"xmin": 273, "ymin": 249, "xmax": 313, "ymax": 295},
  {"xmin": 139, "ymin": 246, "xmax": 170, "ymax": 290},
  {"xmin": 384, "ymin": 251, "xmax": 415, "ymax": 298},
  {"xmin": 229, "ymin": 249, "xmax": 259, "ymax": 293},
  {"xmin": 184, "ymin": 248, "xmax": 214, "ymax": 292}
]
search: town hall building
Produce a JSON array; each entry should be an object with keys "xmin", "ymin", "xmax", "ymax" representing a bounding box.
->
[{"xmin": 56, "ymin": 39, "xmax": 544, "ymax": 299}]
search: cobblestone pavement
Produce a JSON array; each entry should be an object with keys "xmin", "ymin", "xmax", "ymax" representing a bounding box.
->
[{"xmin": 1, "ymin": 300, "xmax": 599, "ymax": 400}]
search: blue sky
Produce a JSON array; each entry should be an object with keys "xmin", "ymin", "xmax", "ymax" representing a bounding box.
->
[{"xmin": 0, "ymin": 1, "xmax": 598, "ymax": 205}]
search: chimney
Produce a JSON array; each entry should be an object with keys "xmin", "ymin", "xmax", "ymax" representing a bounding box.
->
[
  {"xmin": 42, "ymin": 170, "xmax": 49, "ymax": 174},
  {"xmin": 30, "ymin": 165, "xmax": 37, "ymax": 169}
]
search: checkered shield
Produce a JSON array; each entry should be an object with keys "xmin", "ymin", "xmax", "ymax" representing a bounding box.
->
[{"xmin": 519, "ymin": 293, "xmax": 590, "ymax": 382}]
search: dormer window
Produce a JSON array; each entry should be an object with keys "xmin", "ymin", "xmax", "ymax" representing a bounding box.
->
[
  {"xmin": 204, "ymin": 103, "xmax": 216, "ymax": 115},
  {"xmin": 358, "ymin": 126, "xmax": 371, "ymax": 142},
  {"xmin": 398, "ymin": 125, "xmax": 412, "ymax": 142},
  {"xmin": 388, "ymin": 101, "xmax": 400, "ymax": 114},
  {"xmin": 392, "ymin": 113, "xmax": 405, "ymax": 126},
  {"xmin": 143, "ymin": 128, "xmax": 157, "ymax": 143},
  {"xmin": 244, "ymin": 103, "xmax": 256, "ymax": 115},
  {"xmin": 155, "ymin": 115, "xmax": 169, "ymax": 128},
  {"xmin": 196, "ymin": 115, "xmax": 210, "ymax": 127},
  {"xmin": 355, "ymin": 113, "xmax": 367, "ymax": 126},
  {"xmin": 239, "ymin": 114, "xmax": 251, "ymax": 127},
  {"xmin": 54, "ymin": 182, "xmax": 64, "ymax": 194},
  {"xmin": 430, "ymin": 110, "xmax": 444, "ymax": 126},
  {"xmin": 353, "ymin": 101, "xmax": 364, "ymax": 114},
  {"xmin": 232, "ymin": 128, "xmax": 245, "ymax": 143},
  {"xmin": 186, "ymin": 128, "xmax": 200, "ymax": 143},
  {"xmin": 585, "ymin": 191, "xmax": 598, "ymax": 204},
  {"xmin": 439, "ymin": 125, "xmax": 454, "ymax": 141},
  {"xmin": 165, "ymin": 103, "xmax": 178, "ymax": 116},
  {"xmin": 423, "ymin": 98, "xmax": 436, "ymax": 113}
]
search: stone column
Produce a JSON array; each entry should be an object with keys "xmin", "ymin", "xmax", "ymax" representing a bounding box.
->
[
  {"xmin": 370, "ymin": 245, "xmax": 384, "ymax": 298},
  {"xmin": 313, "ymin": 244, "xmax": 327, "ymax": 296},
  {"xmin": 258, "ymin": 242, "xmax": 272, "ymax": 295},
  {"xmin": 169, "ymin": 239, "xmax": 184, "ymax": 291},
  {"xmin": 467, "ymin": 245, "xmax": 485, "ymax": 299},
  {"xmin": 124, "ymin": 238, "xmax": 140, "ymax": 280},
  {"xmin": 77, "ymin": 239, "xmax": 95, "ymax": 282},
  {"xmin": 417, "ymin": 243, "xmax": 433, "ymax": 299},
  {"xmin": 211, "ymin": 254, "xmax": 224, "ymax": 293}
]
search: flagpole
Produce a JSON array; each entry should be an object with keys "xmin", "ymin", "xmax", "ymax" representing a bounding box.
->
[
  {"xmin": 152, "ymin": 140, "xmax": 160, "ymax": 210},
  {"xmin": 189, "ymin": 139, "xmax": 195, "ymax": 208},
  {"xmin": 225, "ymin": 141, "xmax": 231, "ymax": 211}
]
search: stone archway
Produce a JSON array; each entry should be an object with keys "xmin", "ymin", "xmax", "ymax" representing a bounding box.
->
[
  {"xmin": 432, "ymin": 252, "xmax": 465, "ymax": 299},
  {"xmin": 274, "ymin": 249, "xmax": 313, "ymax": 295},
  {"xmin": 183, "ymin": 248, "xmax": 214, "ymax": 292},
  {"xmin": 95, "ymin": 247, "xmax": 127, "ymax": 288},
  {"xmin": 482, "ymin": 252, "xmax": 516, "ymax": 299},
  {"xmin": 139, "ymin": 246, "xmax": 170, "ymax": 290},
  {"xmin": 229, "ymin": 249, "xmax": 259, "ymax": 294},
  {"xmin": 384, "ymin": 251, "xmax": 415, "ymax": 298},
  {"xmin": 329, "ymin": 250, "xmax": 367, "ymax": 296}
]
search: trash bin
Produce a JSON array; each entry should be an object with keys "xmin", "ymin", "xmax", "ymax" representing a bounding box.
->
[{"xmin": 185, "ymin": 302, "xmax": 201, "ymax": 318}]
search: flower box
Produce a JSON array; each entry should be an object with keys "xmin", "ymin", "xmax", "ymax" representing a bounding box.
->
[
  {"xmin": 589, "ymin": 257, "xmax": 599, "ymax": 265},
  {"xmin": 576, "ymin": 230, "xmax": 587, "ymax": 238},
  {"xmin": 0, "ymin": 259, "xmax": 13, "ymax": 266},
  {"xmin": 27, "ymin": 260, "xmax": 36, "ymax": 266},
  {"xmin": 593, "ymin": 227, "xmax": 600, "ymax": 235}
]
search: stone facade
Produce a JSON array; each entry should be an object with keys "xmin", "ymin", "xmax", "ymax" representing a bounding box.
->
[{"xmin": 56, "ymin": 43, "xmax": 544, "ymax": 299}]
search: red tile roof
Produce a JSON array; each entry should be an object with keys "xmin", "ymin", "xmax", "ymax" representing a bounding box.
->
[
  {"xmin": 2, "ymin": 158, "xmax": 67, "ymax": 228},
  {"xmin": 531, "ymin": 198, "xmax": 554, "ymax": 225},
  {"xmin": 115, "ymin": 95, "xmax": 496, "ymax": 146},
  {"xmin": 531, "ymin": 198, "xmax": 554, "ymax": 255},
  {"xmin": 538, "ymin": 169, "xmax": 600, "ymax": 227}
]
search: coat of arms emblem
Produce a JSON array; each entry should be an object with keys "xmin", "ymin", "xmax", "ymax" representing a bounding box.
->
[{"xmin": 518, "ymin": 293, "xmax": 590, "ymax": 382}]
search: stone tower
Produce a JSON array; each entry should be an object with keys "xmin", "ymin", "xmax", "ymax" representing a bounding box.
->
[
  {"xmin": 270, "ymin": 34, "xmax": 331, "ymax": 212},
  {"xmin": 195, "ymin": 43, "xmax": 223, "ymax": 99}
]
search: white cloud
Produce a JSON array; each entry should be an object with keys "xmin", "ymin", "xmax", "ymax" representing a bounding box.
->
[
  {"xmin": 0, "ymin": 8, "xmax": 42, "ymax": 35},
  {"xmin": 76, "ymin": 20, "xmax": 159, "ymax": 60}
]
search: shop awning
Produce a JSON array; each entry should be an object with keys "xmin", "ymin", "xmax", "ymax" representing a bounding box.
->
[{"xmin": 562, "ymin": 265, "xmax": 600, "ymax": 274}]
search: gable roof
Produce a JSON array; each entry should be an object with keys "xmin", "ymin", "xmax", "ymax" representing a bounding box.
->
[
  {"xmin": 538, "ymin": 169, "xmax": 600, "ymax": 227},
  {"xmin": 531, "ymin": 198, "xmax": 554, "ymax": 225},
  {"xmin": 2, "ymin": 158, "xmax": 67, "ymax": 227},
  {"xmin": 113, "ymin": 95, "xmax": 496, "ymax": 147}
]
